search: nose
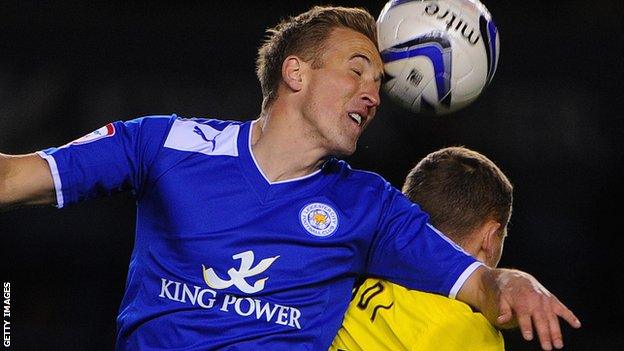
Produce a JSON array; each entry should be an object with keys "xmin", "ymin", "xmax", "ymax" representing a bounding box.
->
[{"xmin": 361, "ymin": 83, "xmax": 381, "ymax": 108}]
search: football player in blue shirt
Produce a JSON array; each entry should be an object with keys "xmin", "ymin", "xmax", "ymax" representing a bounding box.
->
[{"xmin": 0, "ymin": 5, "xmax": 579, "ymax": 351}]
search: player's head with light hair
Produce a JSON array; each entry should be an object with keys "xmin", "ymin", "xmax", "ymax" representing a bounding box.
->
[
  {"xmin": 256, "ymin": 6, "xmax": 377, "ymax": 113},
  {"xmin": 402, "ymin": 146, "xmax": 513, "ymax": 267}
]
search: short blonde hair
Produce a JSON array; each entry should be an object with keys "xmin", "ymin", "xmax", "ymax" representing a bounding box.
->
[{"xmin": 256, "ymin": 6, "xmax": 377, "ymax": 112}]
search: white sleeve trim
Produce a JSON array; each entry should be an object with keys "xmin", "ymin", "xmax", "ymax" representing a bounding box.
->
[
  {"xmin": 36, "ymin": 151, "xmax": 64, "ymax": 208},
  {"xmin": 448, "ymin": 261, "xmax": 484, "ymax": 299}
]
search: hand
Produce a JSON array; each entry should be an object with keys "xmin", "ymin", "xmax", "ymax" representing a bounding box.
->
[{"xmin": 481, "ymin": 268, "xmax": 581, "ymax": 350}]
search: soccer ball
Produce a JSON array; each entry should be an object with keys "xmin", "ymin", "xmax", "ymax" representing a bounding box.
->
[{"xmin": 377, "ymin": 0, "xmax": 500, "ymax": 115}]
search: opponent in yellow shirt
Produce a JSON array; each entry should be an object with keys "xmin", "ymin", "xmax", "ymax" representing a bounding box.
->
[
  {"xmin": 331, "ymin": 278, "xmax": 504, "ymax": 350},
  {"xmin": 331, "ymin": 147, "xmax": 513, "ymax": 351}
]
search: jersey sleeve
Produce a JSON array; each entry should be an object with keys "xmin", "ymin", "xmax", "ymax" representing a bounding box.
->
[
  {"xmin": 37, "ymin": 115, "xmax": 174, "ymax": 208},
  {"xmin": 366, "ymin": 181, "xmax": 483, "ymax": 298}
]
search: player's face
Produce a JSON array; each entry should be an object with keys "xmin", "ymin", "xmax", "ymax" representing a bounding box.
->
[{"xmin": 301, "ymin": 27, "xmax": 384, "ymax": 156}]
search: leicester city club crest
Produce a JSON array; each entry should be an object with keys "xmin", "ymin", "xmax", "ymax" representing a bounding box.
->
[{"xmin": 299, "ymin": 203, "xmax": 339, "ymax": 237}]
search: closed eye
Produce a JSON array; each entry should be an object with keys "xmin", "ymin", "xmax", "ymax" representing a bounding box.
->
[{"xmin": 351, "ymin": 69, "xmax": 362, "ymax": 76}]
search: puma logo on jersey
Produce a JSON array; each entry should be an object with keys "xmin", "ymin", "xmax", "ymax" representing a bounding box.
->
[
  {"xmin": 193, "ymin": 126, "xmax": 221, "ymax": 152},
  {"xmin": 164, "ymin": 118, "xmax": 240, "ymax": 157}
]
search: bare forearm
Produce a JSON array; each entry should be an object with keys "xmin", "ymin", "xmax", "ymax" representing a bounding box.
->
[
  {"xmin": 0, "ymin": 153, "xmax": 11, "ymax": 208},
  {"xmin": 458, "ymin": 267, "xmax": 530, "ymax": 327},
  {"xmin": 456, "ymin": 265, "xmax": 501, "ymax": 324},
  {"xmin": 0, "ymin": 152, "xmax": 56, "ymax": 210}
]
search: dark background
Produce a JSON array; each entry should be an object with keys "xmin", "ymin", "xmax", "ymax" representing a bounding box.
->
[{"xmin": 1, "ymin": 0, "xmax": 622, "ymax": 350}]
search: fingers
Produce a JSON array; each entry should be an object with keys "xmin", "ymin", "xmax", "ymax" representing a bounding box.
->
[
  {"xmin": 517, "ymin": 308, "xmax": 557, "ymax": 351},
  {"xmin": 547, "ymin": 311, "xmax": 563, "ymax": 350},
  {"xmin": 531, "ymin": 310, "xmax": 553, "ymax": 350},
  {"xmin": 517, "ymin": 313, "xmax": 534, "ymax": 341},
  {"xmin": 488, "ymin": 269, "xmax": 581, "ymax": 350},
  {"xmin": 525, "ymin": 297, "xmax": 582, "ymax": 350},
  {"xmin": 551, "ymin": 300, "xmax": 581, "ymax": 349},
  {"xmin": 556, "ymin": 302, "xmax": 582, "ymax": 329},
  {"xmin": 496, "ymin": 300, "xmax": 514, "ymax": 326}
]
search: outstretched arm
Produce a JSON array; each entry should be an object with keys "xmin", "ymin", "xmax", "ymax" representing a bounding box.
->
[
  {"xmin": 457, "ymin": 266, "xmax": 581, "ymax": 351},
  {"xmin": 0, "ymin": 153, "xmax": 56, "ymax": 210}
]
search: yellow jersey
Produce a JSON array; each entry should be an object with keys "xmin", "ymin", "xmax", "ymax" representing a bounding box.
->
[{"xmin": 331, "ymin": 278, "xmax": 504, "ymax": 351}]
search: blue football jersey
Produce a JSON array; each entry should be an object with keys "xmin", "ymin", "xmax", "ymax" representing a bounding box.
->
[{"xmin": 38, "ymin": 115, "xmax": 481, "ymax": 350}]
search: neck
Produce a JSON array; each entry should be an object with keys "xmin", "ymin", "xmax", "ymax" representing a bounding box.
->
[{"xmin": 250, "ymin": 109, "xmax": 328, "ymax": 183}]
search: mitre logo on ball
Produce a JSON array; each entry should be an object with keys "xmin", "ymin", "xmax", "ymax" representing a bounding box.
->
[{"xmin": 377, "ymin": 0, "xmax": 500, "ymax": 115}]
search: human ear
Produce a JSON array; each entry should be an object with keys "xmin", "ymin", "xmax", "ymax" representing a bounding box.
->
[
  {"xmin": 282, "ymin": 56, "xmax": 305, "ymax": 92},
  {"xmin": 479, "ymin": 220, "xmax": 502, "ymax": 267}
]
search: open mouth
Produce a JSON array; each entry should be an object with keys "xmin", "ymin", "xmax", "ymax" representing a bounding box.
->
[{"xmin": 348, "ymin": 112, "xmax": 363, "ymax": 126}]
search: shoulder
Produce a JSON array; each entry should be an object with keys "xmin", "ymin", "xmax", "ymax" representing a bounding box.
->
[
  {"xmin": 118, "ymin": 115, "xmax": 242, "ymax": 155},
  {"xmin": 395, "ymin": 289, "xmax": 503, "ymax": 348},
  {"xmin": 163, "ymin": 115, "xmax": 245, "ymax": 134},
  {"xmin": 175, "ymin": 116, "xmax": 245, "ymax": 129},
  {"xmin": 128, "ymin": 114, "xmax": 245, "ymax": 130},
  {"xmin": 328, "ymin": 159, "xmax": 394, "ymax": 191}
]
